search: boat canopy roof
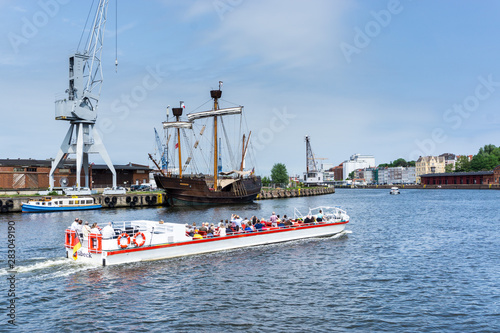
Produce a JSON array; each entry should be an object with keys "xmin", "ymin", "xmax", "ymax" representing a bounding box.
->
[{"xmin": 187, "ymin": 106, "xmax": 243, "ymax": 121}]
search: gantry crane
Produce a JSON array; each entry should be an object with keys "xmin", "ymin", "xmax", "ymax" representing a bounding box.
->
[{"xmin": 49, "ymin": 0, "xmax": 116, "ymax": 191}]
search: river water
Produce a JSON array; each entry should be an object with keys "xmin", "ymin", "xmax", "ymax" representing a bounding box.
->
[{"xmin": 0, "ymin": 189, "xmax": 499, "ymax": 332}]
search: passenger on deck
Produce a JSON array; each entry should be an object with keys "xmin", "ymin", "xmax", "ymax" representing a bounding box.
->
[
  {"xmin": 230, "ymin": 214, "xmax": 243, "ymax": 228},
  {"xmin": 216, "ymin": 224, "xmax": 226, "ymax": 237},
  {"xmin": 260, "ymin": 218, "xmax": 268, "ymax": 231},
  {"xmin": 303, "ymin": 215, "xmax": 312, "ymax": 224},
  {"xmin": 187, "ymin": 224, "xmax": 195, "ymax": 237},
  {"xmin": 284, "ymin": 219, "xmax": 293, "ymax": 227},
  {"xmin": 90, "ymin": 223, "xmax": 101, "ymax": 234},
  {"xmin": 82, "ymin": 221, "xmax": 91, "ymax": 238},
  {"xmin": 102, "ymin": 222, "xmax": 114, "ymax": 239},
  {"xmin": 252, "ymin": 216, "xmax": 258, "ymax": 225},
  {"xmin": 276, "ymin": 215, "xmax": 281, "ymax": 225},
  {"xmin": 242, "ymin": 217, "xmax": 249, "ymax": 226},
  {"xmin": 70, "ymin": 218, "xmax": 79, "ymax": 231},
  {"xmin": 207, "ymin": 223, "xmax": 216, "ymax": 237},
  {"xmin": 199, "ymin": 223, "xmax": 208, "ymax": 234},
  {"xmin": 270, "ymin": 212, "xmax": 278, "ymax": 227},
  {"xmin": 159, "ymin": 220, "xmax": 165, "ymax": 224},
  {"xmin": 278, "ymin": 220, "xmax": 285, "ymax": 228},
  {"xmin": 75, "ymin": 219, "xmax": 83, "ymax": 235},
  {"xmin": 244, "ymin": 222, "xmax": 254, "ymax": 232},
  {"xmin": 193, "ymin": 229, "xmax": 203, "ymax": 240},
  {"xmin": 254, "ymin": 219, "xmax": 264, "ymax": 231},
  {"xmin": 316, "ymin": 210, "xmax": 323, "ymax": 222}
]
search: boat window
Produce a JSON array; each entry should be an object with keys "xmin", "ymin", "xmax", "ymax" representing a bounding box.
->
[
  {"xmin": 75, "ymin": 200, "xmax": 79, "ymax": 204},
  {"xmin": 48, "ymin": 202, "xmax": 52, "ymax": 206},
  {"xmin": 42, "ymin": 202, "xmax": 46, "ymax": 205},
  {"xmin": 69, "ymin": 201, "xmax": 73, "ymax": 205}
]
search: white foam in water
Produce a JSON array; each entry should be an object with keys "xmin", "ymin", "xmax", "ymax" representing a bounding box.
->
[
  {"xmin": 2, "ymin": 258, "xmax": 67, "ymax": 274},
  {"xmin": 0, "ymin": 257, "xmax": 92, "ymax": 275},
  {"xmin": 329, "ymin": 230, "xmax": 352, "ymax": 239}
]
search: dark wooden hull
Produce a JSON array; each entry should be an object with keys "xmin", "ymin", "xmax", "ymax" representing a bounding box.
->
[{"xmin": 154, "ymin": 174, "xmax": 262, "ymax": 205}]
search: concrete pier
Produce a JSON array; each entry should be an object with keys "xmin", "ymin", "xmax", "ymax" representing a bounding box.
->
[
  {"xmin": 0, "ymin": 192, "xmax": 166, "ymax": 213},
  {"xmin": 256, "ymin": 187, "xmax": 335, "ymax": 200}
]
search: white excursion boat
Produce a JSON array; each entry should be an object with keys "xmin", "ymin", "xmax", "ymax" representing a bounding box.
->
[
  {"xmin": 390, "ymin": 187, "xmax": 400, "ymax": 195},
  {"xmin": 22, "ymin": 196, "xmax": 101, "ymax": 212},
  {"xmin": 65, "ymin": 206, "xmax": 350, "ymax": 266}
]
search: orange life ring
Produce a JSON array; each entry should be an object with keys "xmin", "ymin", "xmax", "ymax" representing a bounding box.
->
[
  {"xmin": 117, "ymin": 233, "xmax": 130, "ymax": 248},
  {"xmin": 132, "ymin": 232, "xmax": 146, "ymax": 247}
]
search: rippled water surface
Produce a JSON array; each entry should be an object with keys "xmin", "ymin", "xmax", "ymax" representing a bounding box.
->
[{"xmin": 1, "ymin": 189, "xmax": 499, "ymax": 332}]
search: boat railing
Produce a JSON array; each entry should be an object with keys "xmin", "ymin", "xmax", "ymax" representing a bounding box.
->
[{"xmin": 193, "ymin": 219, "xmax": 348, "ymax": 239}]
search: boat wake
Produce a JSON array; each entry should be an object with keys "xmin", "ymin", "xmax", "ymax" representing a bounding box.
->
[
  {"xmin": 328, "ymin": 230, "xmax": 352, "ymax": 239},
  {"xmin": 0, "ymin": 257, "xmax": 94, "ymax": 279}
]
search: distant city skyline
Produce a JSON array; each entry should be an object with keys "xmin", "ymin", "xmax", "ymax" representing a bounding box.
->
[{"xmin": 1, "ymin": 0, "xmax": 500, "ymax": 176}]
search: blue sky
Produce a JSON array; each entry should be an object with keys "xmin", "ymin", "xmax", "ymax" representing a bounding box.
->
[{"xmin": 1, "ymin": 0, "xmax": 500, "ymax": 176}]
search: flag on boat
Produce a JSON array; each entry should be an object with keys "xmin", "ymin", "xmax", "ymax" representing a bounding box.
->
[
  {"xmin": 72, "ymin": 239, "xmax": 81, "ymax": 260},
  {"xmin": 175, "ymin": 143, "xmax": 179, "ymax": 149},
  {"xmin": 251, "ymin": 167, "xmax": 255, "ymax": 175}
]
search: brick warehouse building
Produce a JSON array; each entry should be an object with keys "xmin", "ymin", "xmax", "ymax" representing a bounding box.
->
[
  {"xmin": 0, "ymin": 158, "xmax": 151, "ymax": 190},
  {"xmin": 419, "ymin": 169, "xmax": 499, "ymax": 185}
]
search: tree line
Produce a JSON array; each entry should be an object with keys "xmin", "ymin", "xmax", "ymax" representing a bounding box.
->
[{"xmin": 452, "ymin": 144, "xmax": 500, "ymax": 172}]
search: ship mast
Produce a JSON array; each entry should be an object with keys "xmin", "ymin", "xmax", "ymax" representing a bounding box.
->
[
  {"xmin": 211, "ymin": 81, "xmax": 223, "ymax": 190},
  {"xmin": 172, "ymin": 103, "xmax": 184, "ymax": 178}
]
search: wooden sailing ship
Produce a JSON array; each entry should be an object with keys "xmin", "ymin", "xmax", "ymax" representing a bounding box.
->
[{"xmin": 151, "ymin": 82, "xmax": 262, "ymax": 205}]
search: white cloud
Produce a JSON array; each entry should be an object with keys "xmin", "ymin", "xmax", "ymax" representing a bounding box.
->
[{"xmin": 206, "ymin": 0, "xmax": 352, "ymax": 70}]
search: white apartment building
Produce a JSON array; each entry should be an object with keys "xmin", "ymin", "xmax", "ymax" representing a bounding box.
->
[{"xmin": 343, "ymin": 154, "xmax": 376, "ymax": 180}]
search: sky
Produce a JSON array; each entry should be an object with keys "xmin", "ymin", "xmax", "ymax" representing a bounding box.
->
[{"xmin": 1, "ymin": 0, "xmax": 500, "ymax": 176}]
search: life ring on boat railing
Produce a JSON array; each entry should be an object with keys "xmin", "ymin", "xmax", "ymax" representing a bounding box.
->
[
  {"xmin": 117, "ymin": 233, "xmax": 131, "ymax": 248},
  {"xmin": 112, "ymin": 196, "xmax": 117, "ymax": 204},
  {"xmin": 126, "ymin": 196, "xmax": 131, "ymax": 203},
  {"xmin": 104, "ymin": 197, "xmax": 110, "ymax": 204},
  {"xmin": 132, "ymin": 196, "xmax": 138, "ymax": 203},
  {"xmin": 132, "ymin": 232, "xmax": 146, "ymax": 247}
]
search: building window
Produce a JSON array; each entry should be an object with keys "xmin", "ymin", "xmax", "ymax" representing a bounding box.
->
[
  {"xmin": 13, "ymin": 167, "xmax": 24, "ymax": 172},
  {"xmin": 26, "ymin": 168, "xmax": 37, "ymax": 172}
]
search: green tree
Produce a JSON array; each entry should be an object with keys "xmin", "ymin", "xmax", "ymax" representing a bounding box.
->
[
  {"xmin": 455, "ymin": 155, "xmax": 471, "ymax": 172},
  {"xmin": 348, "ymin": 171, "xmax": 355, "ymax": 180},
  {"xmin": 445, "ymin": 164, "xmax": 454, "ymax": 173},
  {"xmin": 392, "ymin": 158, "xmax": 408, "ymax": 167},
  {"xmin": 270, "ymin": 163, "xmax": 289, "ymax": 186},
  {"xmin": 262, "ymin": 176, "xmax": 271, "ymax": 187},
  {"xmin": 378, "ymin": 158, "xmax": 415, "ymax": 168}
]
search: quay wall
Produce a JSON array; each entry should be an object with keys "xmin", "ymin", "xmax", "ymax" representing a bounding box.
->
[
  {"xmin": 0, "ymin": 192, "xmax": 166, "ymax": 214},
  {"xmin": 338, "ymin": 184, "xmax": 500, "ymax": 190},
  {"xmin": 256, "ymin": 187, "xmax": 335, "ymax": 200}
]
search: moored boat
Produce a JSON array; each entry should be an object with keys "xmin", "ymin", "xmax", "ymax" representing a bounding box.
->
[
  {"xmin": 22, "ymin": 196, "xmax": 101, "ymax": 212},
  {"xmin": 151, "ymin": 82, "xmax": 261, "ymax": 205},
  {"xmin": 65, "ymin": 206, "xmax": 349, "ymax": 266}
]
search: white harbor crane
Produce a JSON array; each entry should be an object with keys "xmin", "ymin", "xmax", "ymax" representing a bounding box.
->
[{"xmin": 49, "ymin": 0, "xmax": 116, "ymax": 191}]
